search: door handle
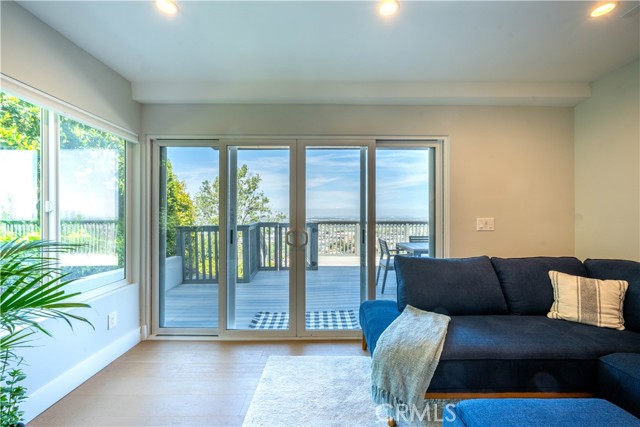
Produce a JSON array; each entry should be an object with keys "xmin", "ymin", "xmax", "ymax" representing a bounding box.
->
[
  {"xmin": 230, "ymin": 229, "xmax": 234, "ymax": 245},
  {"xmin": 285, "ymin": 230, "xmax": 296, "ymax": 247},
  {"xmin": 361, "ymin": 229, "xmax": 365, "ymax": 245},
  {"xmin": 300, "ymin": 230, "xmax": 309, "ymax": 247}
]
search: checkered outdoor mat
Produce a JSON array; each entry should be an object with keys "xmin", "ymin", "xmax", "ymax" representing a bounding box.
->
[{"xmin": 249, "ymin": 310, "xmax": 360, "ymax": 330}]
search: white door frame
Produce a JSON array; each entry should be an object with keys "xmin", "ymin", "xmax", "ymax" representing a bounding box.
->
[{"xmin": 150, "ymin": 139, "xmax": 219, "ymax": 336}]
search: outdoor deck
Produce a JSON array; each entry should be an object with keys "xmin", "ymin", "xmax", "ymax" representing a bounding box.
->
[{"xmin": 163, "ymin": 257, "xmax": 397, "ymax": 330}]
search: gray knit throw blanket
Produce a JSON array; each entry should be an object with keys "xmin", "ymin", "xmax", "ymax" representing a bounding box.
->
[{"xmin": 371, "ymin": 305, "xmax": 450, "ymax": 426}]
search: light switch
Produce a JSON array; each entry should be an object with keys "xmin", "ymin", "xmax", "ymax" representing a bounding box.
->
[{"xmin": 476, "ymin": 218, "xmax": 495, "ymax": 231}]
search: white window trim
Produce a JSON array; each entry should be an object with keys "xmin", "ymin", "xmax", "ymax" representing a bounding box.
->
[{"xmin": 1, "ymin": 74, "xmax": 138, "ymax": 143}]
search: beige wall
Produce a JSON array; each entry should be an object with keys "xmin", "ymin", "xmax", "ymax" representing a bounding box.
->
[
  {"xmin": 575, "ymin": 60, "xmax": 640, "ymax": 261},
  {"xmin": 0, "ymin": 1, "xmax": 140, "ymax": 134},
  {"xmin": 143, "ymin": 104, "xmax": 575, "ymax": 258}
]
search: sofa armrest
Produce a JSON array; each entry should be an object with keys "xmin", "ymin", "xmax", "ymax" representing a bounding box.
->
[
  {"xmin": 359, "ymin": 300, "xmax": 400, "ymax": 356},
  {"xmin": 598, "ymin": 353, "xmax": 640, "ymax": 418}
]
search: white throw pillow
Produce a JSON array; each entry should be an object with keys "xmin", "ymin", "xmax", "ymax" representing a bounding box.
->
[{"xmin": 548, "ymin": 270, "xmax": 628, "ymax": 330}]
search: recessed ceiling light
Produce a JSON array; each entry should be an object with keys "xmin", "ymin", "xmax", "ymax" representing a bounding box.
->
[
  {"xmin": 591, "ymin": 2, "xmax": 616, "ymax": 17},
  {"xmin": 378, "ymin": 0, "xmax": 400, "ymax": 17},
  {"xmin": 155, "ymin": 0, "xmax": 179, "ymax": 16}
]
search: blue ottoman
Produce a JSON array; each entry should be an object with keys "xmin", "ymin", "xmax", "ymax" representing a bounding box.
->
[
  {"xmin": 443, "ymin": 398, "xmax": 640, "ymax": 427},
  {"xmin": 598, "ymin": 353, "xmax": 640, "ymax": 418}
]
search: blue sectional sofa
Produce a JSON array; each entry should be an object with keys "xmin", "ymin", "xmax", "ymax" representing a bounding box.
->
[{"xmin": 360, "ymin": 256, "xmax": 640, "ymax": 395}]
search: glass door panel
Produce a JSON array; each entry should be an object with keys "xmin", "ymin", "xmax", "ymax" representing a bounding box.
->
[
  {"xmin": 226, "ymin": 146, "xmax": 292, "ymax": 331},
  {"xmin": 158, "ymin": 145, "xmax": 219, "ymax": 330},
  {"xmin": 375, "ymin": 146, "xmax": 434, "ymax": 302},
  {"xmin": 304, "ymin": 146, "xmax": 367, "ymax": 332}
]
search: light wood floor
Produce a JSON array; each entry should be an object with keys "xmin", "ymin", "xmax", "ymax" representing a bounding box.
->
[{"xmin": 30, "ymin": 340, "xmax": 369, "ymax": 427}]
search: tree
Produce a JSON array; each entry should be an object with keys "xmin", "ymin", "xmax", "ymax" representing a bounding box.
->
[
  {"xmin": 194, "ymin": 179, "xmax": 218, "ymax": 226},
  {"xmin": 162, "ymin": 160, "xmax": 196, "ymax": 257},
  {"xmin": 194, "ymin": 164, "xmax": 285, "ymax": 225},
  {"xmin": 0, "ymin": 93, "xmax": 41, "ymax": 151}
]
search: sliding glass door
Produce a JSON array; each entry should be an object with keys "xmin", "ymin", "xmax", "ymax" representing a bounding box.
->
[
  {"xmin": 300, "ymin": 144, "xmax": 369, "ymax": 335},
  {"xmin": 375, "ymin": 142, "xmax": 438, "ymax": 302},
  {"xmin": 154, "ymin": 141, "xmax": 219, "ymax": 334},
  {"xmin": 225, "ymin": 144, "xmax": 294, "ymax": 334},
  {"xmin": 152, "ymin": 138, "xmax": 443, "ymax": 337}
]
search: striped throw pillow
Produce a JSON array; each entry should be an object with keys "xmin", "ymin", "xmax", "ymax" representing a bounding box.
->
[{"xmin": 548, "ymin": 271, "xmax": 628, "ymax": 330}]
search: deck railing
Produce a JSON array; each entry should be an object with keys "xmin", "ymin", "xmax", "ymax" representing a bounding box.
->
[
  {"xmin": 176, "ymin": 220, "xmax": 428, "ymax": 284},
  {"xmin": 2, "ymin": 219, "xmax": 427, "ymax": 284},
  {"xmin": 0, "ymin": 219, "xmax": 119, "ymax": 254}
]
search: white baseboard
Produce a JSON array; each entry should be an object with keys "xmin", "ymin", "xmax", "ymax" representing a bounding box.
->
[{"xmin": 24, "ymin": 327, "xmax": 141, "ymax": 423}]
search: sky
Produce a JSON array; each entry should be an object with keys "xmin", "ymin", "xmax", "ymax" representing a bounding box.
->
[
  {"xmin": 168, "ymin": 146, "xmax": 430, "ymax": 221},
  {"xmin": 1, "ymin": 146, "xmax": 430, "ymax": 222}
]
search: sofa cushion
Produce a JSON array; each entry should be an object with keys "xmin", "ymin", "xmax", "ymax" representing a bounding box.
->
[
  {"xmin": 431, "ymin": 315, "xmax": 640, "ymax": 393},
  {"xmin": 491, "ymin": 256, "xmax": 587, "ymax": 315},
  {"xmin": 445, "ymin": 399, "xmax": 640, "ymax": 427},
  {"xmin": 598, "ymin": 353, "xmax": 640, "ymax": 418},
  {"xmin": 359, "ymin": 303, "xmax": 640, "ymax": 393},
  {"xmin": 585, "ymin": 259, "xmax": 640, "ymax": 332},
  {"xmin": 396, "ymin": 255, "xmax": 508, "ymax": 315},
  {"xmin": 548, "ymin": 271, "xmax": 628, "ymax": 330}
]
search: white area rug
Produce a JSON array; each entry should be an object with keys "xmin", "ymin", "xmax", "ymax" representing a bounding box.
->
[{"xmin": 242, "ymin": 356, "xmax": 455, "ymax": 427}]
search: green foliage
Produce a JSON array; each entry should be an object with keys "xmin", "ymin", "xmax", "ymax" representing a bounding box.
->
[
  {"xmin": 0, "ymin": 364, "xmax": 27, "ymax": 427},
  {"xmin": 194, "ymin": 179, "xmax": 219, "ymax": 226},
  {"xmin": 0, "ymin": 94, "xmax": 40, "ymax": 151},
  {"xmin": 162, "ymin": 161, "xmax": 196, "ymax": 257},
  {"xmin": 194, "ymin": 164, "xmax": 285, "ymax": 226},
  {"xmin": 0, "ymin": 239, "xmax": 94, "ymax": 426}
]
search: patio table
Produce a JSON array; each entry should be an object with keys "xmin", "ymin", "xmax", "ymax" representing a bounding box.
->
[{"xmin": 396, "ymin": 242, "xmax": 430, "ymax": 257}]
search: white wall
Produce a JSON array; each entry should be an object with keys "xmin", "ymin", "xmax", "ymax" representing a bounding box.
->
[
  {"xmin": 575, "ymin": 60, "xmax": 640, "ymax": 261},
  {"xmin": 0, "ymin": 1, "xmax": 140, "ymax": 133},
  {"xmin": 143, "ymin": 104, "xmax": 576, "ymax": 258},
  {"xmin": 0, "ymin": 2, "xmax": 142, "ymax": 423},
  {"xmin": 18, "ymin": 285, "xmax": 140, "ymax": 422}
]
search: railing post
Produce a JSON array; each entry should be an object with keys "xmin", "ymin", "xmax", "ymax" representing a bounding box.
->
[
  {"xmin": 176, "ymin": 226, "xmax": 183, "ymax": 271},
  {"xmin": 237, "ymin": 225, "xmax": 250, "ymax": 283}
]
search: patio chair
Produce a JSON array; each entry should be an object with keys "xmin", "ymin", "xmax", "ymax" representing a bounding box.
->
[
  {"xmin": 409, "ymin": 235, "xmax": 429, "ymax": 243},
  {"xmin": 376, "ymin": 238, "xmax": 401, "ymax": 294}
]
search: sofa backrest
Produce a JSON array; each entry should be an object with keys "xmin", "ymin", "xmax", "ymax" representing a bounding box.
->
[
  {"xmin": 490, "ymin": 256, "xmax": 587, "ymax": 315},
  {"xmin": 585, "ymin": 259, "xmax": 640, "ymax": 332},
  {"xmin": 395, "ymin": 255, "xmax": 508, "ymax": 315}
]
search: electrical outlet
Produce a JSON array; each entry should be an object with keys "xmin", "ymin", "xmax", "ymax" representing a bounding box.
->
[
  {"xmin": 476, "ymin": 218, "xmax": 495, "ymax": 231},
  {"xmin": 107, "ymin": 312, "xmax": 118, "ymax": 330}
]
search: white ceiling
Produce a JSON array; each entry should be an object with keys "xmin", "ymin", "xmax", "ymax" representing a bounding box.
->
[{"xmin": 17, "ymin": 0, "xmax": 640, "ymax": 106}]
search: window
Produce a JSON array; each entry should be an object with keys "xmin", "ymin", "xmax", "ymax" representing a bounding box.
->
[
  {"xmin": 0, "ymin": 92, "xmax": 128, "ymax": 290},
  {"xmin": 58, "ymin": 117, "xmax": 126, "ymax": 282},
  {"xmin": 0, "ymin": 94, "xmax": 41, "ymax": 241}
]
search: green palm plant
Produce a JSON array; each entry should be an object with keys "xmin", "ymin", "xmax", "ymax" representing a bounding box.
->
[{"xmin": 0, "ymin": 239, "xmax": 94, "ymax": 426}]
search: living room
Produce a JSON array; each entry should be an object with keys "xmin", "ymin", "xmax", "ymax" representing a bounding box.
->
[{"xmin": 1, "ymin": 0, "xmax": 639, "ymax": 426}]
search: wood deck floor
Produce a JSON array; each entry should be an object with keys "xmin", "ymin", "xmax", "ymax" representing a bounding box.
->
[{"xmin": 163, "ymin": 263, "xmax": 397, "ymax": 330}]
